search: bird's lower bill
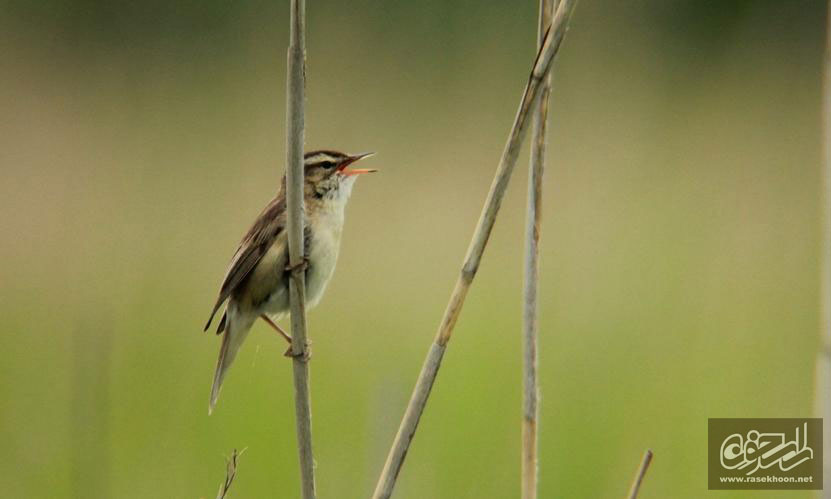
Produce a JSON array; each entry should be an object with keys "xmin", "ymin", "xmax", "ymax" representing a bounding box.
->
[
  {"xmin": 340, "ymin": 168, "xmax": 377, "ymax": 176},
  {"xmin": 337, "ymin": 152, "xmax": 377, "ymax": 176}
]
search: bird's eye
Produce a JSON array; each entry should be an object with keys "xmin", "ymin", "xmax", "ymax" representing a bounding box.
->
[{"xmin": 321, "ymin": 161, "xmax": 336, "ymax": 169}]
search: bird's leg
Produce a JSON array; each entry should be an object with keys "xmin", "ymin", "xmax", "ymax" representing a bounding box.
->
[
  {"xmin": 260, "ymin": 314, "xmax": 292, "ymax": 343},
  {"xmin": 259, "ymin": 314, "xmax": 312, "ymax": 360}
]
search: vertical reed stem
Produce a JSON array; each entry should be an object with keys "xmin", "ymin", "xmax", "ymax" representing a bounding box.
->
[
  {"xmin": 817, "ymin": 2, "xmax": 831, "ymax": 496},
  {"xmin": 285, "ymin": 0, "xmax": 315, "ymax": 497},
  {"xmin": 522, "ymin": 1, "xmax": 556, "ymax": 497},
  {"xmin": 371, "ymin": 3, "xmax": 574, "ymax": 497}
]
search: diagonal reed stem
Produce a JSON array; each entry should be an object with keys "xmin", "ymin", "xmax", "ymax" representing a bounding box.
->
[
  {"xmin": 285, "ymin": 0, "xmax": 315, "ymax": 497},
  {"xmin": 522, "ymin": 1, "xmax": 556, "ymax": 498},
  {"xmin": 371, "ymin": 2, "xmax": 574, "ymax": 497},
  {"xmin": 626, "ymin": 449, "xmax": 653, "ymax": 499}
]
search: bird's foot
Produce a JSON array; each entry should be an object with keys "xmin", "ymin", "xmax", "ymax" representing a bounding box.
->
[
  {"xmin": 261, "ymin": 314, "xmax": 311, "ymax": 360},
  {"xmin": 285, "ymin": 257, "xmax": 310, "ymax": 274},
  {"xmin": 283, "ymin": 342, "xmax": 312, "ymax": 361}
]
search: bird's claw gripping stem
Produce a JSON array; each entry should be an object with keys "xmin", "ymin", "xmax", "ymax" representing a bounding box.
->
[
  {"xmin": 285, "ymin": 257, "xmax": 309, "ymax": 274},
  {"xmin": 284, "ymin": 343, "xmax": 312, "ymax": 361}
]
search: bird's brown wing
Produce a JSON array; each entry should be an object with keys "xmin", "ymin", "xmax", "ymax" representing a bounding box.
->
[{"xmin": 204, "ymin": 195, "xmax": 287, "ymax": 332}]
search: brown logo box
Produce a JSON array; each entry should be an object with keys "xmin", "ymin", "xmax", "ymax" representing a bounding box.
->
[{"xmin": 708, "ymin": 418, "xmax": 823, "ymax": 490}]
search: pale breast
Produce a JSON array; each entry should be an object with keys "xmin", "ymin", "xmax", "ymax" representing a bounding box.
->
[
  {"xmin": 305, "ymin": 219, "xmax": 342, "ymax": 308},
  {"xmin": 254, "ymin": 208, "xmax": 345, "ymax": 318}
]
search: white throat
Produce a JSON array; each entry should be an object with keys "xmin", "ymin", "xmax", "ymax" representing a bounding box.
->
[{"xmin": 325, "ymin": 175, "xmax": 357, "ymax": 208}]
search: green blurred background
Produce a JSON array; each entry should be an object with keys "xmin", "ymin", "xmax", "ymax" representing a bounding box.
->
[{"xmin": 0, "ymin": 0, "xmax": 827, "ymax": 497}]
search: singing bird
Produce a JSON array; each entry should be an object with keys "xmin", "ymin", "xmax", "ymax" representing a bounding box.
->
[{"xmin": 204, "ymin": 150, "xmax": 376, "ymax": 413}]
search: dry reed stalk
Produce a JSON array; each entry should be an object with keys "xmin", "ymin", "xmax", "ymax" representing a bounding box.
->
[
  {"xmin": 816, "ymin": 2, "xmax": 831, "ymax": 496},
  {"xmin": 522, "ymin": 0, "xmax": 556, "ymax": 497},
  {"xmin": 285, "ymin": 0, "xmax": 315, "ymax": 497},
  {"xmin": 626, "ymin": 449, "xmax": 653, "ymax": 499},
  {"xmin": 371, "ymin": 2, "xmax": 574, "ymax": 497}
]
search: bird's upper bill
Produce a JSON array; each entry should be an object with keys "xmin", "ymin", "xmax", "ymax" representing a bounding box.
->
[{"xmin": 338, "ymin": 152, "xmax": 377, "ymax": 176}]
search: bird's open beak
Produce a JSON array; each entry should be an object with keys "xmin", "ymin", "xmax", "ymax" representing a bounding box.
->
[{"xmin": 338, "ymin": 152, "xmax": 378, "ymax": 176}]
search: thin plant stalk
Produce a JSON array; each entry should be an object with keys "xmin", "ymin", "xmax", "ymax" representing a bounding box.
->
[
  {"xmin": 522, "ymin": 0, "xmax": 556, "ymax": 497},
  {"xmin": 216, "ymin": 449, "xmax": 244, "ymax": 499},
  {"xmin": 816, "ymin": 1, "xmax": 831, "ymax": 496},
  {"xmin": 626, "ymin": 450, "xmax": 653, "ymax": 499},
  {"xmin": 285, "ymin": 0, "xmax": 315, "ymax": 497},
  {"xmin": 371, "ymin": 2, "xmax": 574, "ymax": 497}
]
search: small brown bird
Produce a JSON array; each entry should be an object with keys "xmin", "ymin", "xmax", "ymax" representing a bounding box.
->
[{"xmin": 204, "ymin": 150, "xmax": 376, "ymax": 413}]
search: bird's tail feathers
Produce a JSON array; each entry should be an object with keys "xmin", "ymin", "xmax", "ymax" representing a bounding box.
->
[{"xmin": 209, "ymin": 311, "xmax": 254, "ymax": 414}]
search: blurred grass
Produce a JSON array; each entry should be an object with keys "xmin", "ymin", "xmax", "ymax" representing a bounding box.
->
[{"xmin": 0, "ymin": 0, "xmax": 826, "ymax": 497}]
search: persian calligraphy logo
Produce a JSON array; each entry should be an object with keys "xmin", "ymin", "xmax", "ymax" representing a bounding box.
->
[
  {"xmin": 719, "ymin": 422, "xmax": 813, "ymax": 475},
  {"xmin": 708, "ymin": 418, "xmax": 822, "ymax": 490}
]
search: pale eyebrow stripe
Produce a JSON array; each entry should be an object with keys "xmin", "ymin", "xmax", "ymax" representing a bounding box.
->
[{"xmin": 306, "ymin": 153, "xmax": 335, "ymax": 164}]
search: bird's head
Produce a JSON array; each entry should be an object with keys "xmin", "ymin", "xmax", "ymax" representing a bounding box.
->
[{"xmin": 300, "ymin": 150, "xmax": 376, "ymax": 202}]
